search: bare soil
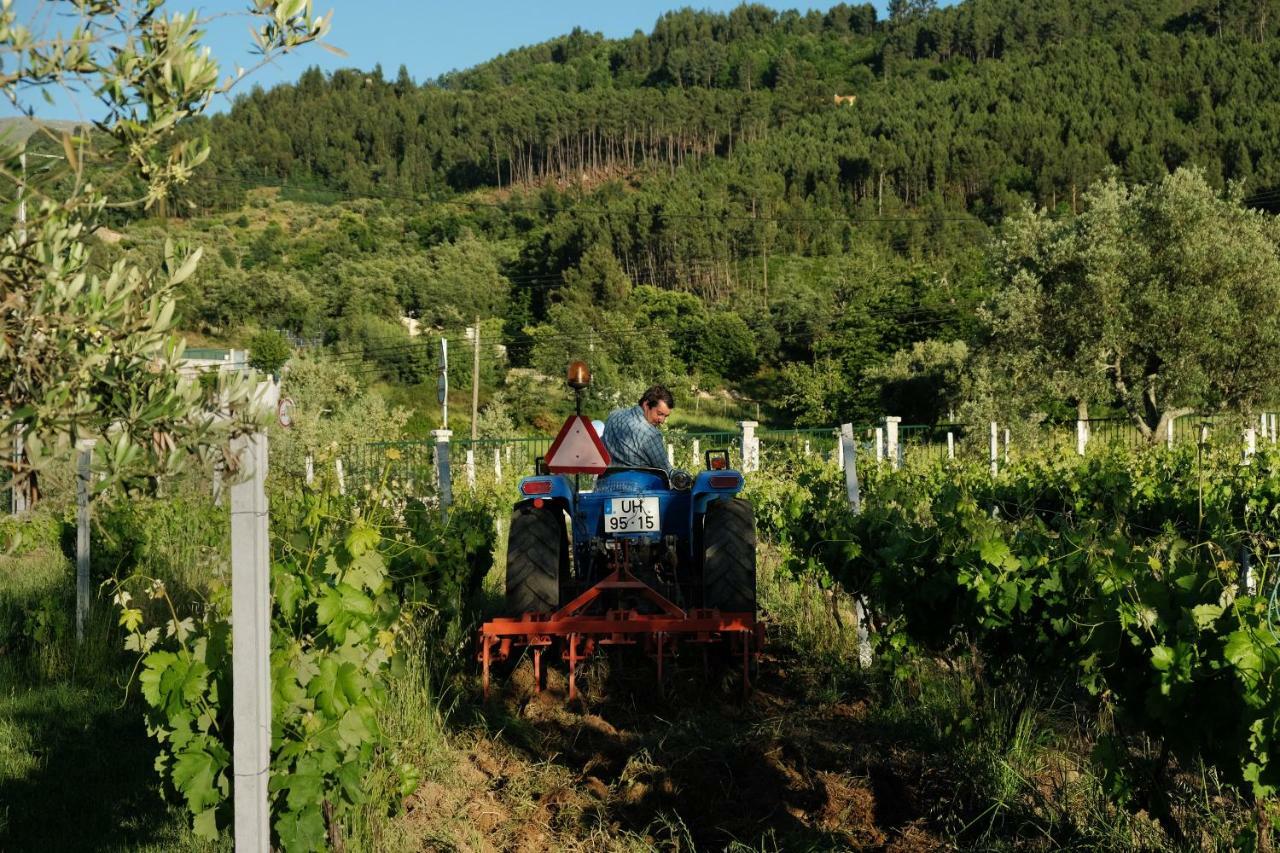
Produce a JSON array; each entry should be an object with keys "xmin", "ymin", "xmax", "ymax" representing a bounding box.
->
[{"xmin": 401, "ymin": 643, "xmax": 953, "ymax": 852}]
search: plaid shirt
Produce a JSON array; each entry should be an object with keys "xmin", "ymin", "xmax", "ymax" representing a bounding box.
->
[{"xmin": 602, "ymin": 405, "xmax": 669, "ymax": 472}]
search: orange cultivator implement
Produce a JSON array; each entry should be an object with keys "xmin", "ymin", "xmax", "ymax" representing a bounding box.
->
[{"xmin": 479, "ymin": 540, "xmax": 764, "ymax": 702}]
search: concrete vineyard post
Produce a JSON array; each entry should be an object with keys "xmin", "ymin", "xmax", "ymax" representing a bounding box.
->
[
  {"xmin": 432, "ymin": 429, "xmax": 453, "ymax": 522},
  {"xmin": 75, "ymin": 440, "xmax": 95, "ymax": 644},
  {"xmin": 883, "ymin": 417, "xmax": 901, "ymax": 471},
  {"xmin": 990, "ymin": 422, "xmax": 999, "ymax": 478},
  {"xmin": 739, "ymin": 421, "xmax": 759, "ymax": 472},
  {"xmin": 229, "ymin": 432, "xmax": 271, "ymax": 853},
  {"xmin": 840, "ymin": 424, "xmax": 873, "ymax": 668}
]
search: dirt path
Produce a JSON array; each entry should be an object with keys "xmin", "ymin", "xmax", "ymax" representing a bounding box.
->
[{"xmin": 399, "ymin": 644, "xmax": 951, "ymax": 851}]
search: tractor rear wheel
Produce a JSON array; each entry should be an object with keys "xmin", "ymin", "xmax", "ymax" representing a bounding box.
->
[
  {"xmin": 506, "ymin": 505, "xmax": 569, "ymax": 615},
  {"xmin": 703, "ymin": 498, "xmax": 756, "ymax": 614}
]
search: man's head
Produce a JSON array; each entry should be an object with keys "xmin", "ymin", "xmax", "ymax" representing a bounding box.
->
[{"xmin": 638, "ymin": 385, "xmax": 674, "ymax": 427}]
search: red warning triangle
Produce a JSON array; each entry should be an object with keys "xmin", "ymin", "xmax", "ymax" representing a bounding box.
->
[{"xmin": 544, "ymin": 415, "xmax": 612, "ymax": 474}]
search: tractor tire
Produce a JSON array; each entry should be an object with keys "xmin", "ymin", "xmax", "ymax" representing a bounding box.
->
[
  {"xmin": 505, "ymin": 505, "xmax": 569, "ymax": 615},
  {"xmin": 703, "ymin": 498, "xmax": 757, "ymax": 614}
]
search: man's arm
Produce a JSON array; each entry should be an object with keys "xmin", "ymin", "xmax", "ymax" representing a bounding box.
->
[{"xmin": 638, "ymin": 425, "xmax": 671, "ymax": 473}]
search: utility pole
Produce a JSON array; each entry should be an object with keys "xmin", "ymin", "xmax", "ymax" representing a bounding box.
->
[
  {"xmin": 470, "ymin": 317, "xmax": 481, "ymax": 443},
  {"xmin": 438, "ymin": 338, "xmax": 449, "ymax": 429},
  {"xmin": 467, "ymin": 318, "xmax": 481, "ymax": 490}
]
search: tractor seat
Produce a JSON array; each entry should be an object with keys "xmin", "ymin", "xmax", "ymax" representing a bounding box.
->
[{"xmin": 593, "ymin": 467, "xmax": 670, "ymax": 492}]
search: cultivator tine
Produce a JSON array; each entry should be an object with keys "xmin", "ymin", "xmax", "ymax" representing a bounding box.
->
[
  {"xmin": 657, "ymin": 632, "xmax": 665, "ymax": 696},
  {"xmin": 482, "ymin": 636, "xmax": 492, "ymax": 702},
  {"xmin": 533, "ymin": 647, "xmax": 544, "ymax": 693},
  {"xmin": 568, "ymin": 633, "xmax": 579, "ymax": 702}
]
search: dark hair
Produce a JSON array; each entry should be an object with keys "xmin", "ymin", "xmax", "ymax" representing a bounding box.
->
[{"xmin": 638, "ymin": 384, "xmax": 675, "ymax": 410}]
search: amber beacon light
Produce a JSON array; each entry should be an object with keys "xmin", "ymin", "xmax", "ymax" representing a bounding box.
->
[{"xmin": 567, "ymin": 360, "xmax": 592, "ymax": 389}]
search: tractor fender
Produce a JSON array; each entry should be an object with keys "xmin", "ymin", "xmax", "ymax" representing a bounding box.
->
[
  {"xmin": 690, "ymin": 469, "xmax": 745, "ymax": 520},
  {"xmin": 513, "ymin": 473, "xmax": 575, "ymax": 514}
]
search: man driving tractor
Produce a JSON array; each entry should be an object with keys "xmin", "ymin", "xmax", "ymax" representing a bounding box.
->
[{"xmin": 601, "ymin": 384, "xmax": 675, "ymax": 474}]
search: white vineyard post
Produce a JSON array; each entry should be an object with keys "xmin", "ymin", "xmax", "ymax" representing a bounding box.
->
[
  {"xmin": 1167, "ymin": 417, "xmax": 1175, "ymax": 450},
  {"xmin": 841, "ymin": 424, "xmax": 860, "ymax": 515},
  {"xmin": 494, "ymin": 447, "xmax": 502, "ymax": 483},
  {"xmin": 1076, "ymin": 418, "xmax": 1088, "ymax": 456},
  {"xmin": 75, "ymin": 439, "xmax": 95, "ymax": 644},
  {"xmin": 804, "ymin": 440, "xmax": 810, "ymax": 457},
  {"xmin": 840, "ymin": 424, "xmax": 872, "ymax": 668},
  {"xmin": 667, "ymin": 443, "xmax": 675, "ymax": 467},
  {"xmin": 432, "ymin": 429, "xmax": 453, "ymax": 521},
  {"xmin": 334, "ymin": 458, "xmax": 345, "ymax": 495},
  {"xmin": 692, "ymin": 438, "xmax": 700, "ymax": 469},
  {"xmin": 1245, "ymin": 427, "xmax": 1257, "ymax": 462},
  {"xmin": 947, "ymin": 431, "xmax": 954, "ymax": 460},
  {"xmin": 465, "ymin": 448, "xmax": 476, "ymax": 490},
  {"xmin": 874, "ymin": 427, "xmax": 884, "ymax": 464},
  {"xmin": 739, "ymin": 421, "xmax": 759, "ymax": 472},
  {"xmin": 212, "ymin": 460, "xmax": 224, "ymax": 507},
  {"xmin": 11, "ymin": 426, "xmax": 27, "ymax": 515},
  {"xmin": 304, "ymin": 454, "xmax": 314, "ymax": 486},
  {"xmin": 989, "ymin": 421, "xmax": 999, "ymax": 478},
  {"xmin": 229, "ymin": 431, "xmax": 271, "ymax": 853},
  {"xmin": 1003, "ymin": 428, "xmax": 1010, "ymax": 464},
  {"xmin": 883, "ymin": 417, "xmax": 901, "ymax": 471}
]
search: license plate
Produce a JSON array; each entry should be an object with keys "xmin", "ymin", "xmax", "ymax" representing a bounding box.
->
[{"xmin": 605, "ymin": 497, "xmax": 660, "ymax": 533}]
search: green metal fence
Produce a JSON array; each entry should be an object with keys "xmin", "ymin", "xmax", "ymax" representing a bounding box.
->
[
  {"xmin": 758, "ymin": 426, "xmax": 842, "ymax": 462},
  {"xmin": 338, "ymin": 439, "xmax": 440, "ymax": 494},
  {"xmin": 330, "ymin": 410, "xmax": 1280, "ymax": 493}
]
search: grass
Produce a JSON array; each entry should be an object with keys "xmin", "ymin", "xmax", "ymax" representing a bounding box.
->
[
  {"xmin": 0, "ymin": 561, "xmax": 214, "ymax": 851},
  {"xmin": 0, "ymin": 488, "xmax": 228, "ymax": 852},
  {"xmin": 0, "ymin": 473, "xmax": 1263, "ymax": 851}
]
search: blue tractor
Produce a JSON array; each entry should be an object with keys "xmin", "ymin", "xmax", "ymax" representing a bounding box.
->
[
  {"xmin": 504, "ymin": 364, "xmax": 756, "ymax": 622},
  {"xmin": 480, "ymin": 363, "xmax": 759, "ymax": 700},
  {"xmin": 506, "ymin": 453, "xmax": 757, "ymax": 619}
]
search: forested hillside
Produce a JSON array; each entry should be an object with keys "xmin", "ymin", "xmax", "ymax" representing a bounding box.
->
[{"xmin": 123, "ymin": 0, "xmax": 1280, "ymax": 430}]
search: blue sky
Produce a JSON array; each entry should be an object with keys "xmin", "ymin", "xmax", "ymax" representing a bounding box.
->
[{"xmin": 6, "ymin": 1, "xmax": 901, "ymax": 121}]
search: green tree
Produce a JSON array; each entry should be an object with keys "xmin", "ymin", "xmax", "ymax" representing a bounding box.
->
[
  {"xmin": 696, "ymin": 311, "xmax": 758, "ymax": 381},
  {"xmin": 987, "ymin": 168, "xmax": 1280, "ymax": 442},
  {"xmin": 247, "ymin": 329, "xmax": 293, "ymax": 376},
  {"xmin": 865, "ymin": 338, "xmax": 970, "ymax": 424},
  {"xmin": 1, "ymin": 1, "xmax": 329, "ymax": 494}
]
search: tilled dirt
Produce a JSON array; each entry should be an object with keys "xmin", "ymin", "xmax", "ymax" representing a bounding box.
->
[{"xmin": 400, "ymin": 643, "xmax": 954, "ymax": 852}]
